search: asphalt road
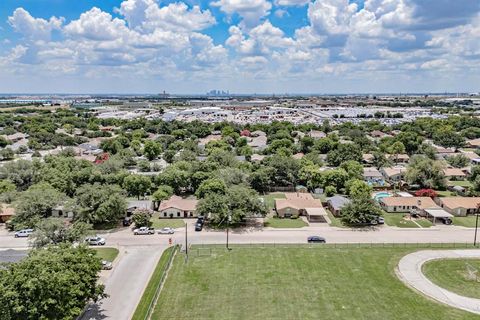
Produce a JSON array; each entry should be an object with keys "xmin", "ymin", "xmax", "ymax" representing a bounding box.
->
[{"xmin": 80, "ymin": 245, "xmax": 166, "ymax": 320}]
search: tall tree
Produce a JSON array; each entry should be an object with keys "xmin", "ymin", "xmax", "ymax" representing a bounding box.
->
[
  {"xmin": 123, "ymin": 175, "xmax": 152, "ymax": 200},
  {"xmin": 0, "ymin": 245, "xmax": 105, "ymax": 320}
]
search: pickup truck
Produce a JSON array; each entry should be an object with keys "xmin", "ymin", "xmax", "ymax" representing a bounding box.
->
[{"xmin": 133, "ymin": 227, "xmax": 155, "ymax": 235}]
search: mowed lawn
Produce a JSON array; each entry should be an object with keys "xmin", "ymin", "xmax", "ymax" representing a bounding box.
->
[
  {"xmin": 453, "ymin": 216, "xmax": 479, "ymax": 228},
  {"xmin": 264, "ymin": 217, "xmax": 308, "ymax": 228},
  {"xmin": 93, "ymin": 247, "xmax": 119, "ymax": 262},
  {"xmin": 150, "ymin": 212, "xmax": 186, "ymax": 229},
  {"xmin": 423, "ymin": 259, "xmax": 480, "ymax": 299},
  {"xmin": 151, "ymin": 246, "xmax": 477, "ymax": 320}
]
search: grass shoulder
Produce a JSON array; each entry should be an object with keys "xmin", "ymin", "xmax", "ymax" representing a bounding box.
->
[{"xmin": 131, "ymin": 245, "xmax": 177, "ymax": 320}]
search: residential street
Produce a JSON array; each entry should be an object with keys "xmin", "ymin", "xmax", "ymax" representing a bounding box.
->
[{"xmin": 79, "ymin": 245, "xmax": 166, "ymax": 320}]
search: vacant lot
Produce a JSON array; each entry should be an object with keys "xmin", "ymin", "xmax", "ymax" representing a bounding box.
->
[
  {"xmin": 151, "ymin": 246, "xmax": 477, "ymax": 320},
  {"xmin": 423, "ymin": 258, "xmax": 480, "ymax": 299}
]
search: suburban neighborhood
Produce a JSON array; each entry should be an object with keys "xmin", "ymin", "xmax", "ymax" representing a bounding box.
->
[{"xmin": 1, "ymin": 0, "xmax": 480, "ymax": 319}]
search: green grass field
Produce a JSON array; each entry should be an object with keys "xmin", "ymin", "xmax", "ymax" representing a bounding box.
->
[
  {"xmin": 150, "ymin": 213, "xmax": 187, "ymax": 229},
  {"xmin": 423, "ymin": 259, "xmax": 480, "ymax": 299},
  {"xmin": 93, "ymin": 247, "xmax": 119, "ymax": 262},
  {"xmin": 453, "ymin": 216, "xmax": 479, "ymax": 228},
  {"xmin": 132, "ymin": 246, "xmax": 177, "ymax": 320},
  {"xmin": 151, "ymin": 246, "xmax": 478, "ymax": 320},
  {"xmin": 264, "ymin": 217, "xmax": 308, "ymax": 228}
]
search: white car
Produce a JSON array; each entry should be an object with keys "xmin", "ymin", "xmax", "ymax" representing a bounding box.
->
[
  {"xmin": 85, "ymin": 236, "xmax": 106, "ymax": 246},
  {"xmin": 14, "ymin": 229, "xmax": 34, "ymax": 238},
  {"xmin": 158, "ymin": 227, "xmax": 175, "ymax": 234},
  {"xmin": 133, "ymin": 227, "xmax": 155, "ymax": 235}
]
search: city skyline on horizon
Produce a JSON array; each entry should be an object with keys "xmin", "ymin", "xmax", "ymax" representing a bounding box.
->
[{"xmin": 0, "ymin": 0, "xmax": 479, "ymax": 94}]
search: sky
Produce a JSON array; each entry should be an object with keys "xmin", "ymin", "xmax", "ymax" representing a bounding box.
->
[{"xmin": 0, "ymin": 0, "xmax": 479, "ymax": 94}]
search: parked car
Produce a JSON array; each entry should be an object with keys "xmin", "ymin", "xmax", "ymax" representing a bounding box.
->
[
  {"xmin": 438, "ymin": 217, "xmax": 453, "ymax": 225},
  {"xmin": 85, "ymin": 236, "xmax": 106, "ymax": 246},
  {"xmin": 197, "ymin": 216, "xmax": 205, "ymax": 224},
  {"xmin": 158, "ymin": 227, "xmax": 175, "ymax": 234},
  {"xmin": 133, "ymin": 227, "xmax": 155, "ymax": 235},
  {"xmin": 195, "ymin": 223, "xmax": 203, "ymax": 231},
  {"xmin": 377, "ymin": 217, "xmax": 385, "ymax": 224},
  {"xmin": 14, "ymin": 229, "xmax": 34, "ymax": 238},
  {"xmin": 307, "ymin": 236, "xmax": 326, "ymax": 243},
  {"xmin": 122, "ymin": 217, "xmax": 132, "ymax": 227},
  {"xmin": 102, "ymin": 260, "xmax": 113, "ymax": 270}
]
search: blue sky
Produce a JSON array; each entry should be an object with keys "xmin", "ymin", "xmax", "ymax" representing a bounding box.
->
[{"xmin": 0, "ymin": 0, "xmax": 479, "ymax": 94}]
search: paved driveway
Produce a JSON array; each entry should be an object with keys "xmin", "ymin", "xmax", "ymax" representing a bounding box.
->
[
  {"xmin": 397, "ymin": 249, "xmax": 480, "ymax": 315},
  {"xmin": 80, "ymin": 245, "xmax": 166, "ymax": 320}
]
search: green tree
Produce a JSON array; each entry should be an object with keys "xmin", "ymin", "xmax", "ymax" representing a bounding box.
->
[
  {"xmin": 132, "ymin": 209, "xmax": 153, "ymax": 228},
  {"xmin": 324, "ymin": 185, "xmax": 336, "ymax": 197},
  {"xmin": 406, "ymin": 156, "xmax": 447, "ymax": 189},
  {"xmin": 345, "ymin": 179, "xmax": 373, "ymax": 199},
  {"xmin": 0, "ymin": 159, "xmax": 38, "ymax": 190},
  {"xmin": 30, "ymin": 218, "xmax": 92, "ymax": 248},
  {"xmin": 299, "ymin": 164, "xmax": 322, "ymax": 190},
  {"xmin": 143, "ymin": 140, "xmax": 162, "ymax": 161},
  {"xmin": 123, "ymin": 174, "xmax": 152, "ymax": 200},
  {"xmin": 196, "ymin": 178, "xmax": 227, "ymax": 198},
  {"xmin": 327, "ymin": 144, "xmax": 362, "ymax": 166},
  {"xmin": 0, "ymin": 179, "xmax": 16, "ymax": 194},
  {"xmin": 388, "ymin": 141, "xmax": 406, "ymax": 164},
  {"xmin": 446, "ymin": 154, "xmax": 470, "ymax": 168},
  {"xmin": 0, "ymin": 245, "xmax": 105, "ymax": 320},
  {"xmin": 75, "ymin": 183, "xmax": 127, "ymax": 225},
  {"xmin": 340, "ymin": 160, "xmax": 363, "ymax": 180},
  {"xmin": 340, "ymin": 197, "xmax": 382, "ymax": 225},
  {"xmin": 11, "ymin": 183, "xmax": 66, "ymax": 229},
  {"xmin": 433, "ymin": 127, "xmax": 465, "ymax": 151},
  {"xmin": 152, "ymin": 185, "xmax": 174, "ymax": 210}
]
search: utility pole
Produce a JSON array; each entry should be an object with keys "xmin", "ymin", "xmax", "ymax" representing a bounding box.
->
[
  {"xmin": 226, "ymin": 214, "xmax": 231, "ymax": 250},
  {"xmin": 185, "ymin": 221, "xmax": 188, "ymax": 256},
  {"xmin": 475, "ymin": 204, "xmax": 479, "ymax": 246}
]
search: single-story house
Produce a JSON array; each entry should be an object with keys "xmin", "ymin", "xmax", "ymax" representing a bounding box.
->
[
  {"xmin": 127, "ymin": 200, "xmax": 154, "ymax": 216},
  {"xmin": 275, "ymin": 193, "xmax": 323, "ymax": 218},
  {"xmin": 247, "ymin": 134, "xmax": 267, "ymax": 151},
  {"xmin": 443, "ymin": 168, "xmax": 467, "ymax": 180},
  {"xmin": 327, "ymin": 195, "xmax": 350, "ymax": 216},
  {"xmin": 0, "ymin": 205, "xmax": 15, "ymax": 223},
  {"xmin": 387, "ymin": 154, "xmax": 410, "ymax": 163},
  {"xmin": 379, "ymin": 197, "xmax": 438, "ymax": 213},
  {"xmin": 308, "ymin": 130, "xmax": 326, "ymax": 139},
  {"xmin": 466, "ymin": 138, "xmax": 480, "ymax": 148},
  {"xmin": 159, "ymin": 195, "xmax": 198, "ymax": 218},
  {"xmin": 305, "ymin": 207, "xmax": 329, "ymax": 223},
  {"xmin": 460, "ymin": 152, "xmax": 480, "ymax": 165},
  {"xmin": 381, "ymin": 167, "xmax": 407, "ymax": 183},
  {"xmin": 437, "ymin": 197, "xmax": 480, "ymax": 216},
  {"xmin": 51, "ymin": 205, "xmax": 74, "ymax": 219},
  {"xmin": 251, "ymin": 154, "xmax": 266, "ymax": 162},
  {"xmin": 363, "ymin": 167, "xmax": 385, "ymax": 186},
  {"xmin": 362, "ymin": 153, "xmax": 374, "ymax": 164},
  {"xmin": 423, "ymin": 208, "xmax": 453, "ymax": 224},
  {"xmin": 198, "ymin": 134, "xmax": 222, "ymax": 150}
]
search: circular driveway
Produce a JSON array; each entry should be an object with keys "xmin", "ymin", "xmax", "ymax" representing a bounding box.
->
[{"xmin": 396, "ymin": 249, "xmax": 480, "ymax": 315}]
